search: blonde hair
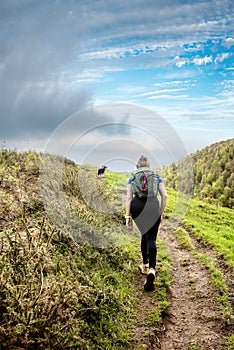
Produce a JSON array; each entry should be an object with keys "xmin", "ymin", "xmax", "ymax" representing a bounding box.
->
[{"xmin": 136, "ymin": 155, "xmax": 150, "ymax": 168}]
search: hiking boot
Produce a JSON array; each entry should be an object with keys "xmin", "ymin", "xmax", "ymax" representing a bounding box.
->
[
  {"xmin": 138, "ymin": 263, "xmax": 149, "ymax": 275},
  {"xmin": 144, "ymin": 268, "xmax": 155, "ymax": 292}
]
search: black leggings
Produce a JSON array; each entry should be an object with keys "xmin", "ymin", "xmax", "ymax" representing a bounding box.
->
[{"xmin": 130, "ymin": 196, "xmax": 161, "ymax": 269}]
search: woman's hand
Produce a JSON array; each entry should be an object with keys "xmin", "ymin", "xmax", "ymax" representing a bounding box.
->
[{"xmin": 125, "ymin": 217, "xmax": 133, "ymax": 230}]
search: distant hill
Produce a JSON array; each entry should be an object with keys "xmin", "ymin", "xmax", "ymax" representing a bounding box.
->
[{"xmin": 161, "ymin": 138, "xmax": 234, "ymax": 208}]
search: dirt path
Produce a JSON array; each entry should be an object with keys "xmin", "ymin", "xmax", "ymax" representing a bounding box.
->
[{"xmin": 132, "ymin": 221, "xmax": 233, "ymax": 350}]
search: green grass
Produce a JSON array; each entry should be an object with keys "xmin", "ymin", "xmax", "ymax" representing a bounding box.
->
[
  {"xmin": 155, "ymin": 239, "xmax": 172, "ymax": 299},
  {"xmin": 104, "ymin": 169, "xmax": 130, "ymax": 191},
  {"xmin": 223, "ymin": 334, "xmax": 234, "ymax": 350},
  {"xmin": 1, "ymin": 151, "xmax": 233, "ymax": 349},
  {"xmin": 175, "ymin": 222, "xmax": 233, "ymax": 321},
  {"xmin": 188, "ymin": 339, "xmax": 201, "ymax": 350},
  {"xmin": 0, "ymin": 151, "xmax": 173, "ymax": 349},
  {"xmin": 0, "ymin": 151, "xmax": 137, "ymax": 349},
  {"xmin": 184, "ymin": 200, "xmax": 234, "ymax": 268},
  {"xmin": 0, "ymin": 222, "xmax": 140, "ymax": 349},
  {"xmin": 166, "ymin": 188, "xmax": 234, "ymax": 269},
  {"xmin": 164, "ymin": 188, "xmax": 233, "ymax": 322},
  {"xmin": 148, "ymin": 300, "xmax": 170, "ymax": 324}
]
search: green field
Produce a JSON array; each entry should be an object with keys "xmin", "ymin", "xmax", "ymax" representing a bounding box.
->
[{"xmin": 165, "ymin": 187, "xmax": 234, "ymax": 269}]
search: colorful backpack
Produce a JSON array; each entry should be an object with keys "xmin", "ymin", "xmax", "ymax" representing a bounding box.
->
[{"xmin": 131, "ymin": 167, "xmax": 159, "ymax": 198}]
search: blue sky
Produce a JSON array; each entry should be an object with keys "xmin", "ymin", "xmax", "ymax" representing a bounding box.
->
[{"xmin": 0, "ymin": 0, "xmax": 233, "ymax": 171}]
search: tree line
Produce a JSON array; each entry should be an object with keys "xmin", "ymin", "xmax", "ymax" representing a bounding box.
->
[{"xmin": 160, "ymin": 138, "xmax": 234, "ymax": 209}]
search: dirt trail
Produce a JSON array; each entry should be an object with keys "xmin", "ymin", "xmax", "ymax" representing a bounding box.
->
[{"xmin": 132, "ymin": 221, "xmax": 232, "ymax": 350}]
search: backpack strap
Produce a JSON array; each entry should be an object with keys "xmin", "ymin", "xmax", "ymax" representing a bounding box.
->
[{"xmin": 132, "ymin": 167, "xmax": 152, "ymax": 176}]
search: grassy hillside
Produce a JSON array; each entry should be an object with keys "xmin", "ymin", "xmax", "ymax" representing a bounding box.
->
[
  {"xmin": 0, "ymin": 149, "xmax": 233, "ymax": 349},
  {"xmin": 162, "ymin": 138, "xmax": 234, "ymax": 208},
  {"xmin": 0, "ymin": 150, "xmax": 172, "ymax": 349},
  {"xmin": 0, "ymin": 150, "xmax": 138, "ymax": 349}
]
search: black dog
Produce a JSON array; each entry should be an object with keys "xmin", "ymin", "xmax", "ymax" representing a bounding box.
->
[{"xmin": 98, "ymin": 165, "xmax": 107, "ymax": 177}]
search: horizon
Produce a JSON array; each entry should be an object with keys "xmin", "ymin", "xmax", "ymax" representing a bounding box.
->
[{"xmin": 1, "ymin": 137, "xmax": 232, "ymax": 174}]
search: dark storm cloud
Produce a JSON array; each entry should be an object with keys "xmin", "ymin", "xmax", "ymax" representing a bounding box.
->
[{"xmin": 0, "ymin": 0, "xmax": 93, "ymax": 141}]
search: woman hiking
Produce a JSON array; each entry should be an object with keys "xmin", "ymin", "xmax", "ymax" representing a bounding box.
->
[{"xmin": 125, "ymin": 155, "xmax": 167, "ymax": 292}]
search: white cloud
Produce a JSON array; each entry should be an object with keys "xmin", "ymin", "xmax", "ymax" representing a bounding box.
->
[
  {"xmin": 223, "ymin": 37, "xmax": 234, "ymax": 48},
  {"xmin": 174, "ymin": 56, "xmax": 188, "ymax": 67},
  {"xmin": 176, "ymin": 60, "xmax": 187, "ymax": 68},
  {"xmin": 148, "ymin": 94, "xmax": 188, "ymax": 100},
  {"xmin": 153, "ymin": 81, "xmax": 182, "ymax": 87},
  {"xmin": 116, "ymin": 85, "xmax": 145, "ymax": 94},
  {"xmin": 193, "ymin": 55, "xmax": 213, "ymax": 65},
  {"xmin": 214, "ymin": 53, "xmax": 230, "ymax": 64},
  {"xmin": 136, "ymin": 88, "xmax": 186, "ymax": 98},
  {"xmin": 184, "ymin": 43, "xmax": 203, "ymax": 52},
  {"xmin": 80, "ymin": 48, "xmax": 124, "ymax": 61}
]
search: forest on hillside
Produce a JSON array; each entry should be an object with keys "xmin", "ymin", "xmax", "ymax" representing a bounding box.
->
[{"xmin": 161, "ymin": 138, "xmax": 234, "ymax": 208}]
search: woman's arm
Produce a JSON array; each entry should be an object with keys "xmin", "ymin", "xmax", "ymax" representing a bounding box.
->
[
  {"xmin": 158, "ymin": 182, "xmax": 167, "ymax": 215},
  {"xmin": 125, "ymin": 183, "xmax": 133, "ymax": 229},
  {"xmin": 126, "ymin": 184, "xmax": 133, "ymax": 215}
]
